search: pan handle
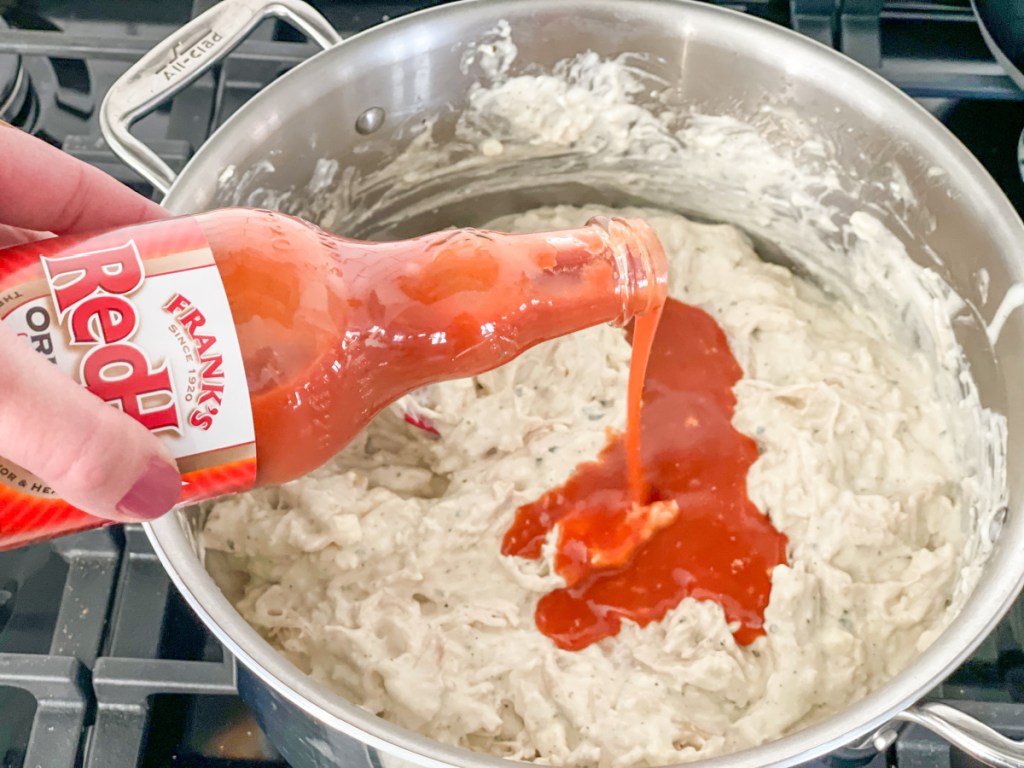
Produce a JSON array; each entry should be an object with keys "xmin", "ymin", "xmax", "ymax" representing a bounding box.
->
[
  {"xmin": 99, "ymin": 0, "xmax": 342, "ymax": 196},
  {"xmin": 895, "ymin": 702, "xmax": 1024, "ymax": 768}
]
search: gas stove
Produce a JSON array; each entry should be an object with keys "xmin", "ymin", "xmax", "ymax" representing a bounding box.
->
[{"xmin": 1, "ymin": 1, "xmax": 1023, "ymax": 767}]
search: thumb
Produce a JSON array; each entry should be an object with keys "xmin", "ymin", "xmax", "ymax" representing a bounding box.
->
[{"xmin": 0, "ymin": 323, "xmax": 181, "ymax": 522}]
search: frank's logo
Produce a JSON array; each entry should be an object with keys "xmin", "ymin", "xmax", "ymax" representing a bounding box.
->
[
  {"xmin": 159, "ymin": 29, "xmax": 224, "ymax": 82},
  {"xmin": 163, "ymin": 293, "xmax": 226, "ymax": 432}
]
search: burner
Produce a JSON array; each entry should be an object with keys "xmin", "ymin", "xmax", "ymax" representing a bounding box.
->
[
  {"xmin": 0, "ymin": 16, "xmax": 25, "ymax": 122},
  {"xmin": 0, "ymin": 7, "xmax": 99, "ymax": 138}
]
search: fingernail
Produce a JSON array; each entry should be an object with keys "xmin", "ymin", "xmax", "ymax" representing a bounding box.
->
[
  {"xmin": 0, "ymin": 119, "xmax": 13, "ymax": 129},
  {"xmin": 116, "ymin": 457, "xmax": 181, "ymax": 521}
]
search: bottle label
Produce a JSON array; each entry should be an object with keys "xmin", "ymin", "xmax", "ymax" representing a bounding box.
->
[{"xmin": 0, "ymin": 217, "xmax": 256, "ymax": 544}]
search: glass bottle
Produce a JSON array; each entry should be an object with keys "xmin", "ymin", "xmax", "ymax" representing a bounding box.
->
[{"xmin": 0, "ymin": 208, "xmax": 667, "ymax": 549}]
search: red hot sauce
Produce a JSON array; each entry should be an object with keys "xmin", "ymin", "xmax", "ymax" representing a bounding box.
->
[{"xmin": 502, "ymin": 299, "xmax": 789, "ymax": 651}]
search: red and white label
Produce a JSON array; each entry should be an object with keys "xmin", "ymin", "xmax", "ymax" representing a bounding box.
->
[{"xmin": 0, "ymin": 217, "xmax": 256, "ymax": 546}]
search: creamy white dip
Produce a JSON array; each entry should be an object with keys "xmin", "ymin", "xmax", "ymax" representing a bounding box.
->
[{"xmin": 203, "ymin": 204, "xmax": 976, "ymax": 766}]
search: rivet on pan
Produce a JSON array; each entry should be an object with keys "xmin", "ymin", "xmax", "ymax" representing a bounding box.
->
[{"xmin": 356, "ymin": 107, "xmax": 386, "ymax": 135}]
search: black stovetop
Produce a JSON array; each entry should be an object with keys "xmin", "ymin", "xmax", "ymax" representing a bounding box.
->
[{"xmin": 1, "ymin": 1, "xmax": 1023, "ymax": 766}]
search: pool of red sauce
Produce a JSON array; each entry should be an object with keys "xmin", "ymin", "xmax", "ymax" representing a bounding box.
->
[{"xmin": 501, "ymin": 299, "xmax": 789, "ymax": 651}]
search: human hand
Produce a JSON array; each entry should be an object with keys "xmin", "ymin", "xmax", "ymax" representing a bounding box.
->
[{"xmin": 0, "ymin": 122, "xmax": 181, "ymax": 523}]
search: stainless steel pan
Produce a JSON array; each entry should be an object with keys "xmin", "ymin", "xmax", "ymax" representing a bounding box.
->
[{"xmin": 99, "ymin": 1, "xmax": 1024, "ymax": 766}]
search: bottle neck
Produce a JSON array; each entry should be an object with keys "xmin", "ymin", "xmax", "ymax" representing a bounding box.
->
[
  {"xmin": 584, "ymin": 215, "xmax": 668, "ymax": 326},
  {"xmin": 335, "ymin": 216, "xmax": 669, "ymax": 401}
]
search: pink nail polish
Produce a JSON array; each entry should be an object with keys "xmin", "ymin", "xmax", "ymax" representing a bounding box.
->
[{"xmin": 116, "ymin": 457, "xmax": 182, "ymax": 521}]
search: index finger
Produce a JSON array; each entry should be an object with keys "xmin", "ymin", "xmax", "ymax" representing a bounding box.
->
[{"xmin": 0, "ymin": 122, "xmax": 169, "ymax": 234}]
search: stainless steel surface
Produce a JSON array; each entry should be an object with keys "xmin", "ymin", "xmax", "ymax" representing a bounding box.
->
[
  {"xmin": 99, "ymin": 0, "xmax": 342, "ymax": 194},
  {"xmin": 99, "ymin": 0, "xmax": 1024, "ymax": 766}
]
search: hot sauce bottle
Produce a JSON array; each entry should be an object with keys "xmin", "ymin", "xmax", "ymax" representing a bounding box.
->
[{"xmin": 0, "ymin": 208, "xmax": 668, "ymax": 550}]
